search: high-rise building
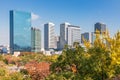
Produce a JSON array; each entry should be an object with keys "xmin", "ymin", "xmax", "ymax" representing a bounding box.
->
[
  {"xmin": 31, "ymin": 27, "xmax": 41, "ymax": 52},
  {"xmin": 10, "ymin": 10, "xmax": 31, "ymax": 53},
  {"xmin": 92, "ymin": 22, "xmax": 107, "ymax": 44},
  {"xmin": 94, "ymin": 22, "xmax": 106, "ymax": 33},
  {"xmin": 67, "ymin": 25, "xmax": 81, "ymax": 47},
  {"xmin": 60, "ymin": 22, "xmax": 70, "ymax": 49},
  {"xmin": 54, "ymin": 35, "xmax": 60, "ymax": 49},
  {"xmin": 91, "ymin": 32, "xmax": 96, "ymax": 44},
  {"xmin": 44, "ymin": 22, "xmax": 55, "ymax": 50},
  {"xmin": 60, "ymin": 22, "xmax": 81, "ymax": 49},
  {"xmin": 81, "ymin": 32, "xmax": 91, "ymax": 44},
  {"xmin": 91, "ymin": 32, "xmax": 105, "ymax": 44}
]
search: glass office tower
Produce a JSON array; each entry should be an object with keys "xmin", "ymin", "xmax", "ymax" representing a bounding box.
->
[
  {"xmin": 10, "ymin": 10, "xmax": 31, "ymax": 53},
  {"xmin": 94, "ymin": 22, "xmax": 106, "ymax": 33}
]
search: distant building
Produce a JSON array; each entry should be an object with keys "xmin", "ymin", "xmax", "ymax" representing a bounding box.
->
[
  {"xmin": 31, "ymin": 27, "xmax": 41, "ymax": 52},
  {"xmin": 0, "ymin": 45, "xmax": 9, "ymax": 54},
  {"xmin": 54, "ymin": 35, "xmax": 60, "ymax": 49},
  {"xmin": 67, "ymin": 25, "xmax": 81, "ymax": 47},
  {"xmin": 91, "ymin": 32, "xmax": 96, "ymax": 44},
  {"xmin": 60, "ymin": 22, "xmax": 81, "ymax": 49},
  {"xmin": 92, "ymin": 22, "xmax": 107, "ymax": 44},
  {"xmin": 10, "ymin": 10, "xmax": 31, "ymax": 53},
  {"xmin": 60, "ymin": 22, "xmax": 70, "ymax": 49},
  {"xmin": 81, "ymin": 32, "xmax": 91, "ymax": 44},
  {"xmin": 44, "ymin": 22, "xmax": 55, "ymax": 50},
  {"xmin": 94, "ymin": 22, "xmax": 106, "ymax": 33},
  {"xmin": 91, "ymin": 32, "xmax": 105, "ymax": 44}
]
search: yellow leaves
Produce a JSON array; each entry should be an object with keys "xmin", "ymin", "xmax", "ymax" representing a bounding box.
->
[
  {"xmin": 107, "ymin": 69, "xmax": 115, "ymax": 78},
  {"xmin": 95, "ymin": 29, "xmax": 101, "ymax": 38},
  {"xmin": 85, "ymin": 30, "xmax": 120, "ymax": 66},
  {"xmin": 82, "ymin": 36, "xmax": 91, "ymax": 49},
  {"xmin": 94, "ymin": 37, "xmax": 106, "ymax": 49},
  {"xmin": 109, "ymin": 31, "xmax": 120, "ymax": 65},
  {"xmin": 44, "ymin": 55, "xmax": 58, "ymax": 62},
  {"xmin": 84, "ymin": 53, "xmax": 91, "ymax": 58},
  {"xmin": 111, "ymin": 51, "xmax": 120, "ymax": 65},
  {"xmin": 84, "ymin": 41, "xmax": 91, "ymax": 49}
]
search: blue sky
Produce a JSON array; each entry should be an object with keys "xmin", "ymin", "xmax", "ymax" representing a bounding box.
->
[{"xmin": 0, "ymin": 0, "xmax": 120, "ymax": 45}]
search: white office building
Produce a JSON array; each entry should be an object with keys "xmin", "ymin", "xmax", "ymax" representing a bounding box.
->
[
  {"xmin": 67, "ymin": 25, "xmax": 81, "ymax": 47},
  {"xmin": 44, "ymin": 22, "xmax": 55, "ymax": 50},
  {"xmin": 60, "ymin": 22, "xmax": 81, "ymax": 49},
  {"xmin": 60, "ymin": 22, "xmax": 70, "ymax": 49}
]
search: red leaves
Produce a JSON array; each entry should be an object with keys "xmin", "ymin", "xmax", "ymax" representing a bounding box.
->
[{"xmin": 25, "ymin": 61, "xmax": 50, "ymax": 80}]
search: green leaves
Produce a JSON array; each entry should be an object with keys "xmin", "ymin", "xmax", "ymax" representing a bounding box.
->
[{"xmin": 48, "ymin": 31, "xmax": 120, "ymax": 80}]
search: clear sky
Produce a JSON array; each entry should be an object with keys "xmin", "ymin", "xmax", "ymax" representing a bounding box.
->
[{"xmin": 0, "ymin": 0, "xmax": 120, "ymax": 45}]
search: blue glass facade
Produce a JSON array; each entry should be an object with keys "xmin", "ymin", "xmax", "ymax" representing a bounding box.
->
[
  {"xmin": 10, "ymin": 10, "xmax": 31, "ymax": 53},
  {"xmin": 44, "ymin": 24, "xmax": 49, "ymax": 50},
  {"xmin": 94, "ymin": 22, "xmax": 106, "ymax": 33}
]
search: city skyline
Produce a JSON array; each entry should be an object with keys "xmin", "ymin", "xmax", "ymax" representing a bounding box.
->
[{"xmin": 0, "ymin": 0, "xmax": 120, "ymax": 45}]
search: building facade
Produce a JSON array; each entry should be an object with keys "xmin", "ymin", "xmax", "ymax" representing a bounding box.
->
[
  {"xmin": 92, "ymin": 22, "xmax": 107, "ymax": 44},
  {"xmin": 67, "ymin": 25, "xmax": 81, "ymax": 47},
  {"xmin": 91, "ymin": 32, "xmax": 96, "ymax": 44},
  {"xmin": 94, "ymin": 22, "xmax": 106, "ymax": 33},
  {"xmin": 60, "ymin": 22, "xmax": 81, "ymax": 49},
  {"xmin": 81, "ymin": 32, "xmax": 91, "ymax": 44},
  {"xmin": 31, "ymin": 27, "xmax": 41, "ymax": 52},
  {"xmin": 10, "ymin": 10, "xmax": 31, "ymax": 53},
  {"xmin": 44, "ymin": 22, "xmax": 55, "ymax": 50},
  {"xmin": 54, "ymin": 35, "xmax": 60, "ymax": 49},
  {"xmin": 60, "ymin": 22, "xmax": 70, "ymax": 49}
]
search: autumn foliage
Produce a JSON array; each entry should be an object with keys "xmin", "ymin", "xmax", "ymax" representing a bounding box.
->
[
  {"xmin": 4, "ymin": 55, "xmax": 21, "ymax": 65},
  {"xmin": 46, "ymin": 31, "xmax": 120, "ymax": 80},
  {"xmin": 25, "ymin": 61, "xmax": 50, "ymax": 80}
]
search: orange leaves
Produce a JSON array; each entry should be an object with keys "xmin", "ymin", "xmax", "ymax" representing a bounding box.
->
[
  {"xmin": 71, "ymin": 64, "xmax": 77, "ymax": 73},
  {"xmin": 25, "ymin": 61, "xmax": 50, "ymax": 80},
  {"xmin": 4, "ymin": 55, "xmax": 21, "ymax": 65}
]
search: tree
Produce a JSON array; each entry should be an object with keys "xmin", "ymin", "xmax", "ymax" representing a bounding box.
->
[
  {"xmin": 47, "ymin": 30, "xmax": 120, "ymax": 80},
  {"xmin": 24, "ymin": 61, "xmax": 50, "ymax": 80}
]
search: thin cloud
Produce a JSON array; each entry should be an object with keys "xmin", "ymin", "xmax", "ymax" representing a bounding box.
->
[{"xmin": 31, "ymin": 13, "xmax": 40, "ymax": 21}]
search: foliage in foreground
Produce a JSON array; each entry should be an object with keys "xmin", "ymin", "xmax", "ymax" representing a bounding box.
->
[
  {"xmin": 0, "ymin": 52, "xmax": 58, "ymax": 80},
  {"xmin": 46, "ymin": 31, "xmax": 120, "ymax": 80}
]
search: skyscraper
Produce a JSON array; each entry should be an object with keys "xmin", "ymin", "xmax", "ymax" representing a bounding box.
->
[
  {"xmin": 67, "ymin": 25, "xmax": 81, "ymax": 47},
  {"xmin": 10, "ymin": 10, "xmax": 31, "ymax": 53},
  {"xmin": 92, "ymin": 22, "xmax": 107, "ymax": 44},
  {"xmin": 44, "ymin": 22, "xmax": 55, "ymax": 50},
  {"xmin": 60, "ymin": 22, "xmax": 70, "ymax": 49},
  {"xmin": 54, "ymin": 35, "xmax": 60, "ymax": 49},
  {"xmin": 91, "ymin": 32, "xmax": 96, "ymax": 44},
  {"xmin": 94, "ymin": 22, "xmax": 106, "ymax": 33},
  {"xmin": 81, "ymin": 32, "xmax": 91, "ymax": 44},
  {"xmin": 31, "ymin": 27, "xmax": 41, "ymax": 52},
  {"xmin": 60, "ymin": 22, "xmax": 81, "ymax": 49}
]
